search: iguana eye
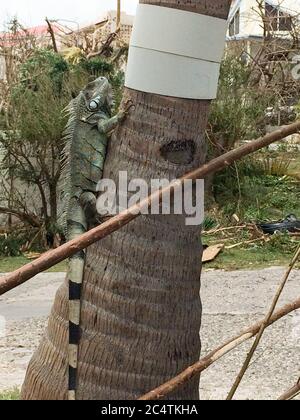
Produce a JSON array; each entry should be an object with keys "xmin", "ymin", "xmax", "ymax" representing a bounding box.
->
[{"xmin": 89, "ymin": 100, "xmax": 98, "ymax": 110}]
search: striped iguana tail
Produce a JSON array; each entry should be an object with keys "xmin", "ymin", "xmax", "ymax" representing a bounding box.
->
[
  {"xmin": 68, "ymin": 249, "xmax": 86, "ymax": 400},
  {"xmin": 60, "ymin": 77, "xmax": 132, "ymax": 400}
]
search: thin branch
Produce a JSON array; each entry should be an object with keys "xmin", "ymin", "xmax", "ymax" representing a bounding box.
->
[
  {"xmin": 0, "ymin": 121, "xmax": 300, "ymax": 295},
  {"xmin": 226, "ymin": 245, "xmax": 300, "ymax": 400},
  {"xmin": 138, "ymin": 297, "xmax": 300, "ymax": 400},
  {"xmin": 0, "ymin": 206, "xmax": 41, "ymax": 227},
  {"xmin": 87, "ymin": 28, "xmax": 120, "ymax": 59},
  {"xmin": 225, "ymin": 236, "xmax": 268, "ymax": 250},
  {"xmin": 203, "ymin": 225, "xmax": 247, "ymax": 235},
  {"xmin": 45, "ymin": 17, "xmax": 58, "ymax": 53},
  {"xmin": 278, "ymin": 378, "xmax": 300, "ymax": 401}
]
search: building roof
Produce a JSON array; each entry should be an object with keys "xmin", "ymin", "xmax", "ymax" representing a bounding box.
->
[
  {"xmin": 22, "ymin": 24, "xmax": 60, "ymax": 36},
  {"xmin": 229, "ymin": 0, "xmax": 300, "ymax": 21},
  {"xmin": 79, "ymin": 10, "xmax": 134, "ymax": 30},
  {"xmin": 266, "ymin": 0, "xmax": 300, "ymax": 13},
  {"xmin": 230, "ymin": 0, "xmax": 242, "ymax": 20},
  {"xmin": 228, "ymin": 0, "xmax": 300, "ymax": 41},
  {"xmin": 0, "ymin": 24, "xmax": 60, "ymax": 47}
]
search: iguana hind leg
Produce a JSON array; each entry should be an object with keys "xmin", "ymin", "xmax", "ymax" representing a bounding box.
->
[{"xmin": 79, "ymin": 191, "xmax": 99, "ymax": 227}]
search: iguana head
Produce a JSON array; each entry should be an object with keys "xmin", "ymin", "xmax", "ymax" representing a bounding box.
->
[{"xmin": 76, "ymin": 76, "xmax": 114, "ymax": 123}]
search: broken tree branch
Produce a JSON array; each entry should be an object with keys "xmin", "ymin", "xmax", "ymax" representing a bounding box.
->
[
  {"xmin": 138, "ymin": 297, "xmax": 300, "ymax": 400},
  {"xmin": 45, "ymin": 18, "xmax": 58, "ymax": 53},
  {"xmin": 278, "ymin": 378, "xmax": 300, "ymax": 400},
  {"xmin": 203, "ymin": 225, "xmax": 247, "ymax": 235},
  {"xmin": 87, "ymin": 29, "xmax": 120, "ymax": 60},
  {"xmin": 226, "ymin": 245, "xmax": 300, "ymax": 400},
  {"xmin": 225, "ymin": 236, "xmax": 268, "ymax": 250},
  {"xmin": 0, "ymin": 121, "xmax": 300, "ymax": 295},
  {"xmin": 0, "ymin": 206, "xmax": 41, "ymax": 228}
]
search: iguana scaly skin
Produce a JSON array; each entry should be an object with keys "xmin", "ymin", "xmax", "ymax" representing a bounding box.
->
[{"xmin": 61, "ymin": 77, "xmax": 129, "ymax": 401}]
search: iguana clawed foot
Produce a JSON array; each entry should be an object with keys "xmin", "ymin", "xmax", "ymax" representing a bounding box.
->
[{"xmin": 124, "ymin": 99, "xmax": 135, "ymax": 113}]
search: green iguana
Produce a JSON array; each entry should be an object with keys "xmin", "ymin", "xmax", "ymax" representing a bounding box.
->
[{"xmin": 60, "ymin": 76, "xmax": 131, "ymax": 401}]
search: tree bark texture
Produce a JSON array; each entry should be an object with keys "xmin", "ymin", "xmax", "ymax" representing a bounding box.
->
[{"xmin": 21, "ymin": 0, "xmax": 231, "ymax": 400}]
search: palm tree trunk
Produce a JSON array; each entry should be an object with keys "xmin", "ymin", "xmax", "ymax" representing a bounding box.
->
[{"xmin": 21, "ymin": 0, "xmax": 231, "ymax": 400}]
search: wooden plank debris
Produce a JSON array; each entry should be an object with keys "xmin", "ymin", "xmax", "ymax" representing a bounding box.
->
[{"xmin": 202, "ymin": 244, "xmax": 224, "ymax": 262}]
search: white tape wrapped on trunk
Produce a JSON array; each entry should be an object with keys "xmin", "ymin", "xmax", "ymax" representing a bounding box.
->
[{"xmin": 125, "ymin": 4, "xmax": 228, "ymax": 100}]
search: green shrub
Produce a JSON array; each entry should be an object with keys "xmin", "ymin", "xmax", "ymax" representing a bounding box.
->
[
  {"xmin": 208, "ymin": 56, "xmax": 274, "ymax": 155},
  {"xmin": 202, "ymin": 216, "xmax": 218, "ymax": 231},
  {"xmin": 0, "ymin": 388, "xmax": 20, "ymax": 400},
  {"xmin": 79, "ymin": 57, "xmax": 114, "ymax": 77},
  {"xmin": 214, "ymin": 167, "xmax": 300, "ymax": 222},
  {"xmin": 266, "ymin": 232, "xmax": 299, "ymax": 255},
  {"xmin": 0, "ymin": 234, "xmax": 25, "ymax": 257},
  {"xmin": 18, "ymin": 49, "xmax": 70, "ymax": 95}
]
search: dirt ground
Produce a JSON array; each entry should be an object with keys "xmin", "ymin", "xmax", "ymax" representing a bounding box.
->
[{"xmin": 0, "ymin": 267, "xmax": 299, "ymax": 400}]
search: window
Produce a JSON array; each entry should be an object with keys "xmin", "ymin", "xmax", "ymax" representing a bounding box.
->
[
  {"xmin": 265, "ymin": 2, "xmax": 292, "ymax": 32},
  {"xmin": 278, "ymin": 11, "xmax": 292, "ymax": 31},
  {"xmin": 229, "ymin": 9, "xmax": 240, "ymax": 36},
  {"xmin": 265, "ymin": 3, "xmax": 278, "ymax": 31}
]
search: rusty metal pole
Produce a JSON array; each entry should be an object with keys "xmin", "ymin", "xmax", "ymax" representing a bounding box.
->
[{"xmin": 117, "ymin": 0, "xmax": 121, "ymax": 28}]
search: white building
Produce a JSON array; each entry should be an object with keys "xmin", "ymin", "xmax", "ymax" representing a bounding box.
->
[
  {"xmin": 101, "ymin": 10, "xmax": 134, "ymax": 44},
  {"xmin": 79, "ymin": 10, "xmax": 134, "ymax": 45},
  {"xmin": 228, "ymin": 0, "xmax": 300, "ymax": 40}
]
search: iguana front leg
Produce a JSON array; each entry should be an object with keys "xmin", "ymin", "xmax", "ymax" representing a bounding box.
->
[
  {"xmin": 83, "ymin": 103, "xmax": 134, "ymax": 225},
  {"xmin": 97, "ymin": 113, "xmax": 124, "ymax": 134},
  {"xmin": 79, "ymin": 115, "xmax": 126, "ymax": 227},
  {"xmin": 98, "ymin": 101, "xmax": 134, "ymax": 134}
]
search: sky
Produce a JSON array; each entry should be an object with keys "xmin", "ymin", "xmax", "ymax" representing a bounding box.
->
[{"xmin": 0, "ymin": 0, "xmax": 139, "ymax": 30}]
